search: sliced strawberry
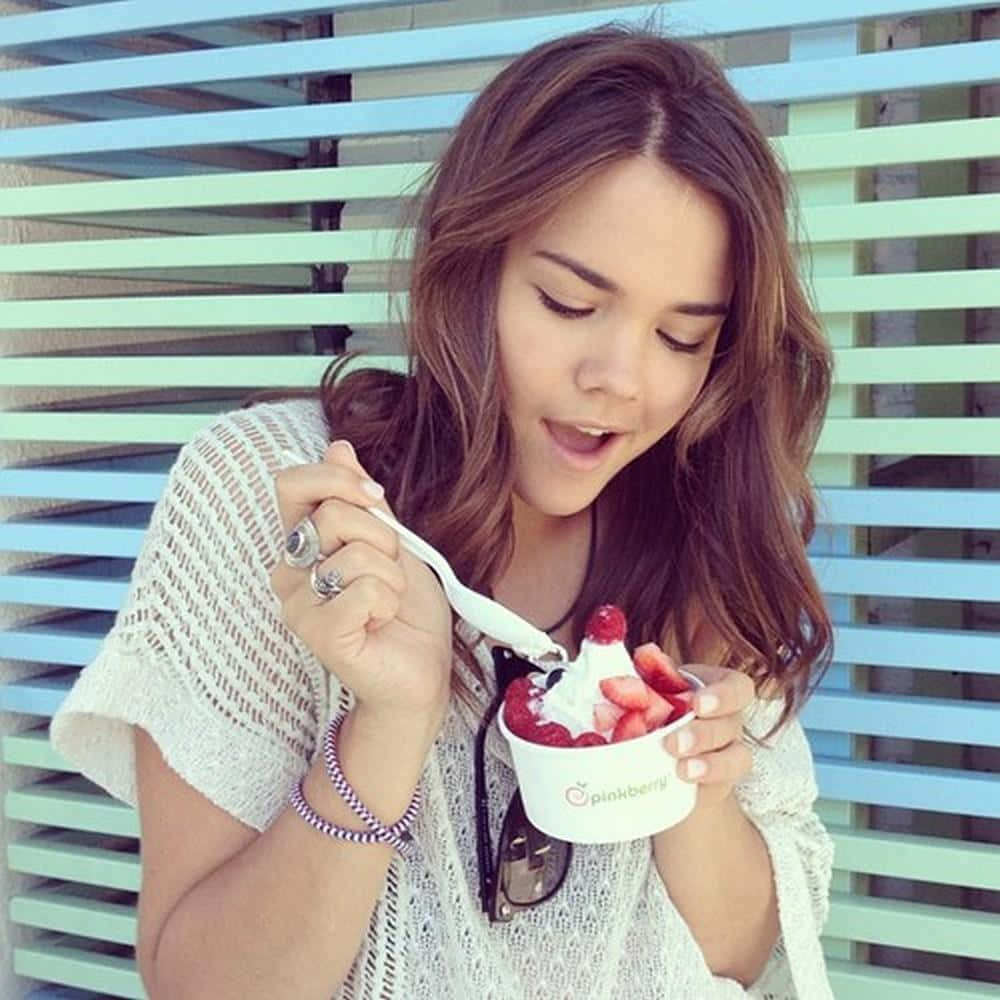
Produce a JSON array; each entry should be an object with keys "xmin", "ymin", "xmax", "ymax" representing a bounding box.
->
[
  {"xmin": 664, "ymin": 692, "xmax": 692, "ymax": 725},
  {"xmin": 632, "ymin": 643, "xmax": 691, "ymax": 696},
  {"xmin": 611, "ymin": 710, "xmax": 648, "ymax": 743},
  {"xmin": 573, "ymin": 731, "xmax": 607, "ymax": 747},
  {"xmin": 643, "ymin": 685, "xmax": 675, "ymax": 728},
  {"xmin": 584, "ymin": 604, "xmax": 627, "ymax": 644},
  {"xmin": 593, "ymin": 700, "xmax": 624, "ymax": 732},
  {"xmin": 531, "ymin": 722, "xmax": 574, "ymax": 747},
  {"xmin": 503, "ymin": 676, "xmax": 540, "ymax": 737},
  {"xmin": 599, "ymin": 675, "xmax": 650, "ymax": 711}
]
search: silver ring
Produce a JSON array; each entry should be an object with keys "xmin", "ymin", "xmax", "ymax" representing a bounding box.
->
[
  {"xmin": 283, "ymin": 515, "xmax": 322, "ymax": 569},
  {"xmin": 310, "ymin": 564, "xmax": 345, "ymax": 603}
]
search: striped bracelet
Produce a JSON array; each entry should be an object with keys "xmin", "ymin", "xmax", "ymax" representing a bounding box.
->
[{"xmin": 322, "ymin": 711, "xmax": 421, "ymax": 854}]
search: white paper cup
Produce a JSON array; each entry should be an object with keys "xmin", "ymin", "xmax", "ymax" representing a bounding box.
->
[{"xmin": 497, "ymin": 671, "xmax": 703, "ymax": 844}]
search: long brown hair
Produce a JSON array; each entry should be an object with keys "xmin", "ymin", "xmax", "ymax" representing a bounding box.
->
[{"xmin": 249, "ymin": 24, "xmax": 833, "ymax": 736}]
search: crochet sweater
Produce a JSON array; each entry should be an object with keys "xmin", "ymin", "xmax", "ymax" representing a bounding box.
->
[{"xmin": 50, "ymin": 398, "xmax": 835, "ymax": 1000}]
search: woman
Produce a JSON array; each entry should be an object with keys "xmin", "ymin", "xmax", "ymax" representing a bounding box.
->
[{"xmin": 51, "ymin": 24, "xmax": 835, "ymax": 999}]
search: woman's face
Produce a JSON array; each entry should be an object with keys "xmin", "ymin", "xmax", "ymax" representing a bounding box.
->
[{"xmin": 496, "ymin": 154, "xmax": 733, "ymax": 520}]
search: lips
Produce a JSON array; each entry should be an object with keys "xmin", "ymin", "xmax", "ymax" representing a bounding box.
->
[{"xmin": 545, "ymin": 420, "xmax": 618, "ymax": 457}]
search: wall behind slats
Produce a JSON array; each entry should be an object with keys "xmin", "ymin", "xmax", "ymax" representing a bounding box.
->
[{"xmin": 1, "ymin": 2, "xmax": 998, "ymax": 998}]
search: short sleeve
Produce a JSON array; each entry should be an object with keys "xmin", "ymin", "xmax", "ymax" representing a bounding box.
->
[
  {"xmin": 716, "ymin": 699, "xmax": 836, "ymax": 1000},
  {"xmin": 50, "ymin": 400, "xmax": 336, "ymax": 832}
]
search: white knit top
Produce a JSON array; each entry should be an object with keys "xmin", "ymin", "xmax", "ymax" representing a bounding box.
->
[{"xmin": 50, "ymin": 398, "xmax": 835, "ymax": 1000}]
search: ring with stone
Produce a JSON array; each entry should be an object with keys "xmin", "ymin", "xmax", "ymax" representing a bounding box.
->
[
  {"xmin": 283, "ymin": 515, "xmax": 323, "ymax": 569},
  {"xmin": 310, "ymin": 564, "xmax": 345, "ymax": 603}
]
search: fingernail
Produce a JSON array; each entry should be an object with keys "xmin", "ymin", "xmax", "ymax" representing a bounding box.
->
[
  {"xmin": 697, "ymin": 693, "xmax": 719, "ymax": 715},
  {"xmin": 675, "ymin": 729, "xmax": 694, "ymax": 755},
  {"xmin": 685, "ymin": 758, "xmax": 707, "ymax": 780},
  {"xmin": 362, "ymin": 479, "xmax": 384, "ymax": 500}
]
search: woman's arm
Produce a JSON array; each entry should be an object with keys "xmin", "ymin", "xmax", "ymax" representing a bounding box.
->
[
  {"xmin": 136, "ymin": 705, "xmax": 433, "ymax": 1000},
  {"xmin": 652, "ymin": 792, "xmax": 779, "ymax": 983}
]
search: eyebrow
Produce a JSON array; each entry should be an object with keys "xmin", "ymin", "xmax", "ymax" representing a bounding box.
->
[{"xmin": 532, "ymin": 249, "xmax": 730, "ymax": 317}]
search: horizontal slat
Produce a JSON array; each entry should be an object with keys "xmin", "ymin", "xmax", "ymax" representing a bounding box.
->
[
  {"xmin": 2, "ymin": 670, "xmax": 78, "ymax": 716},
  {"xmin": 816, "ymin": 756, "xmax": 1000, "ymax": 818},
  {"xmin": 0, "ymin": 614, "xmax": 111, "ymax": 665},
  {"xmin": 0, "ymin": 507, "xmax": 151, "ymax": 556},
  {"xmin": 829, "ymin": 826, "xmax": 1000, "ymax": 891},
  {"xmin": 0, "ymin": 561, "xmax": 131, "ymax": 610},
  {"xmin": 833, "ymin": 345, "xmax": 1000, "ymax": 385},
  {"xmin": 0, "ymin": 454, "xmax": 175, "ymax": 501},
  {"xmin": 1, "ymin": 5, "xmax": 993, "ymax": 103},
  {"xmin": 826, "ymin": 891, "xmax": 1000, "ymax": 961},
  {"xmin": 812, "ymin": 555, "xmax": 1000, "ymax": 601},
  {"xmin": 6, "ymin": 777, "xmax": 139, "ymax": 836},
  {"xmin": 826, "ymin": 957, "xmax": 1000, "ymax": 1000},
  {"xmin": 833, "ymin": 623, "xmax": 1000, "ymax": 674},
  {"xmin": 0, "ymin": 354, "xmax": 400, "ymax": 387},
  {"xmin": 10, "ymin": 886, "xmax": 136, "ymax": 945},
  {"xmin": 818, "ymin": 418, "xmax": 1000, "ymax": 456},
  {"xmin": 0, "ymin": 117, "xmax": 992, "ymax": 220},
  {"xmin": 0, "ymin": 229, "xmax": 403, "ymax": 273},
  {"xmin": 14, "ymin": 939, "xmax": 142, "ymax": 999},
  {"xmin": 0, "ymin": 412, "xmax": 219, "ymax": 444},
  {"xmin": 819, "ymin": 487, "xmax": 1000, "ymax": 529},
  {"xmin": 2, "ymin": 193, "xmax": 996, "ymax": 276},
  {"xmin": 803, "ymin": 193, "xmax": 1000, "ymax": 242},
  {"xmin": 3, "ymin": 40, "xmax": 998, "ymax": 162},
  {"xmin": 802, "ymin": 691, "xmax": 998, "ymax": 746},
  {"xmin": 8, "ymin": 830, "xmax": 140, "ymax": 891},
  {"xmin": 0, "ymin": 269, "xmax": 994, "ymax": 331},
  {"xmin": 0, "ymin": 0, "xmax": 428, "ymax": 49},
  {"xmin": 4, "ymin": 727, "xmax": 72, "ymax": 768}
]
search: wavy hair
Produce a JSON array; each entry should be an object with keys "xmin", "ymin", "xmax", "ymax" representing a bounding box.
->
[{"xmin": 248, "ymin": 24, "xmax": 834, "ymax": 736}]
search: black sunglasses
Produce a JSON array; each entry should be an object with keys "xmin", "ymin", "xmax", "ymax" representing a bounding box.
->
[{"xmin": 474, "ymin": 647, "xmax": 574, "ymax": 923}]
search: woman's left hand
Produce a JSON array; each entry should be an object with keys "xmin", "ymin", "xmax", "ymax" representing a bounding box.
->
[{"xmin": 662, "ymin": 663, "xmax": 757, "ymax": 809}]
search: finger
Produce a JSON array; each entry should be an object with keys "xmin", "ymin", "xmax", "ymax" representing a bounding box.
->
[
  {"xmin": 284, "ymin": 542, "xmax": 406, "ymax": 616},
  {"xmin": 681, "ymin": 665, "xmax": 755, "ymax": 718},
  {"xmin": 663, "ymin": 715, "xmax": 743, "ymax": 759},
  {"xmin": 322, "ymin": 440, "xmax": 394, "ymax": 516},
  {"xmin": 675, "ymin": 739, "xmax": 753, "ymax": 785},
  {"xmin": 273, "ymin": 456, "xmax": 385, "ymax": 538},
  {"xmin": 283, "ymin": 570, "xmax": 402, "ymax": 648}
]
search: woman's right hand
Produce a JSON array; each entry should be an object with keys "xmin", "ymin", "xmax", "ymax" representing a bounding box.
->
[{"xmin": 269, "ymin": 439, "xmax": 453, "ymax": 728}]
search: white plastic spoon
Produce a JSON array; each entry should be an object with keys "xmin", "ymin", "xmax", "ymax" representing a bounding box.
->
[{"xmin": 280, "ymin": 449, "xmax": 567, "ymax": 664}]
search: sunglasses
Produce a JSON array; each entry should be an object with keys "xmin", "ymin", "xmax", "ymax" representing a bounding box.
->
[{"xmin": 474, "ymin": 646, "xmax": 574, "ymax": 923}]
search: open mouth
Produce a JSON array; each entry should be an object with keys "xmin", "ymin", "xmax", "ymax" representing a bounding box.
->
[{"xmin": 544, "ymin": 421, "xmax": 619, "ymax": 460}]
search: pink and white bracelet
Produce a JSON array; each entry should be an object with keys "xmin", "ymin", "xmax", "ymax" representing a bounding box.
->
[{"xmin": 288, "ymin": 711, "xmax": 420, "ymax": 858}]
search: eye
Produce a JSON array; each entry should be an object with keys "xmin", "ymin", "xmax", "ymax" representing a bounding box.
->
[
  {"xmin": 657, "ymin": 330, "xmax": 706, "ymax": 355},
  {"xmin": 534, "ymin": 287, "xmax": 593, "ymax": 319}
]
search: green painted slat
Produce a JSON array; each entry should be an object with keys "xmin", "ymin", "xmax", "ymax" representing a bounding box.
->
[
  {"xmin": 0, "ymin": 346, "xmax": 992, "ymax": 389},
  {"xmin": 0, "ymin": 412, "xmax": 217, "ymax": 444},
  {"xmin": 833, "ymin": 345, "xmax": 1000, "ymax": 384},
  {"xmin": 803, "ymin": 193, "xmax": 1000, "ymax": 242},
  {"xmin": 11, "ymin": 888, "xmax": 136, "ymax": 945},
  {"xmin": 777, "ymin": 116, "xmax": 999, "ymax": 172},
  {"xmin": 813, "ymin": 269, "xmax": 1000, "ymax": 312},
  {"xmin": 825, "ymin": 892, "xmax": 1000, "ymax": 960},
  {"xmin": 830, "ymin": 826, "xmax": 1000, "ymax": 890},
  {"xmin": 818, "ymin": 418, "xmax": 1000, "ymax": 455},
  {"xmin": 0, "ymin": 269, "xmax": 994, "ymax": 330},
  {"xmin": 0, "ymin": 292, "xmax": 388, "ymax": 329},
  {"xmin": 0, "ymin": 118, "xmax": 994, "ymax": 220},
  {"xmin": 826, "ymin": 957, "xmax": 1000, "ymax": 1000},
  {"xmin": 0, "ymin": 354, "xmax": 403, "ymax": 387},
  {"xmin": 3, "ymin": 728, "xmax": 69, "ymax": 770},
  {"xmin": 0, "ymin": 162, "xmax": 428, "ymax": 217},
  {"xmin": 0, "ymin": 229, "xmax": 407, "ymax": 273},
  {"xmin": 5, "ymin": 782, "xmax": 139, "ymax": 837},
  {"xmin": 7, "ymin": 834, "xmax": 140, "ymax": 891},
  {"xmin": 14, "ymin": 942, "xmax": 143, "ymax": 999},
  {"xmin": 2, "ymin": 192, "xmax": 994, "ymax": 276}
]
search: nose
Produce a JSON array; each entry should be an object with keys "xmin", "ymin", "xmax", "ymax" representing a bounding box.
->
[{"xmin": 574, "ymin": 330, "xmax": 642, "ymax": 401}]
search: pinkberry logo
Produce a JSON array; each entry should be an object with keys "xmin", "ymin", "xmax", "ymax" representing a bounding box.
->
[{"xmin": 563, "ymin": 775, "xmax": 672, "ymax": 808}]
